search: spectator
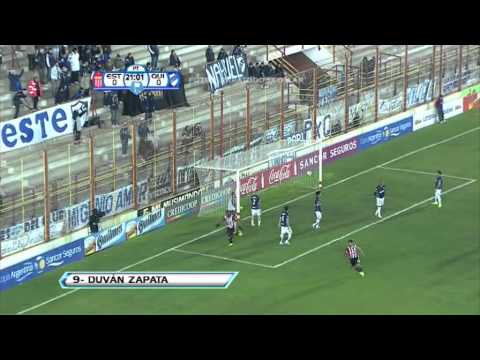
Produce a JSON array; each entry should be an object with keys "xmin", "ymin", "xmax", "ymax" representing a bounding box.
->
[
  {"xmin": 58, "ymin": 53, "xmax": 69, "ymax": 71},
  {"xmin": 138, "ymin": 120, "xmax": 151, "ymax": 139},
  {"xmin": 45, "ymin": 48, "xmax": 55, "ymax": 83},
  {"xmin": 217, "ymin": 48, "xmax": 228, "ymax": 61},
  {"xmin": 27, "ymin": 46, "xmax": 36, "ymax": 70},
  {"xmin": 231, "ymin": 45, "xmax": 244, "ymax": 57},
  {"xmin": 27, "ymin": 77, "xmax": 42, "ymax": 110},
  {"xmin": 8, "ymin": 69, "xmax": 24, "ymax": 92},
  {"xmin": 205, "ymin": 45, "xmax": 215, "ymax": 63},
  {"xmin": 55, "ymin": 68, "xmax": 70, "ymax": 104},
  {"xmin": 435, "ymin": 94, "xmax": 444, "ymax": 124},
  {"xmin": 110, "ymin": 92, "xmax": 120, "ymax": 127},
  {"xmin": 113, "ymin": 54, "xmax": 124, "ymax": 71},
  {"xmin": 79, "ymin": 68, "xmax": 91, "ymax": 95},
  {"xmin": 60, "ymin": 45, "xmax": 68, "ymax": 57},
  {"xmin": 52, "ymin": 45, "xmax": 60, "ymax": 62},
  {"xmin": 37, "ymin": 48, "xmax": 47, "ymax": 84},
  {"xmin": 169, "ymin": 50, "xmax": 181, "ymax": 69},
  {"xmin": 124, "ymin": 53, "xmax": 135, "ymax": 69},
  {"xmin": 137, "ymin": 121, "xmax": 153, "ymax": 161},
  {"xmin": 119, "ymin": 124, "xmax": 131, "ymax": 157},
  {"xmin": 248, "ymin": 62, "xmax": 256, "ymax": 78},
  {"xmin": 12, "ymin": 90, "xmax": 31, "ymax": 118},
  {"xmin": 102, "ymin": 45, "xmax": 112, "ymax": 62},
  {"xmin": 69, "ymin": 48, "xmax": 80, "ymax": 83},
  {"xmin": 50, "ymin": 62, "xmax": 60, "ymax": 95},
  {"xmin": 147, "ymin": 45, "xmax": 159, "ymax": 69}
]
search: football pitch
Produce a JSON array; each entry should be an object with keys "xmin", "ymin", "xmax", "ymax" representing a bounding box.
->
[{"xmin": 2, "ymin": 109, "xmax": 479, "ymax": 315}]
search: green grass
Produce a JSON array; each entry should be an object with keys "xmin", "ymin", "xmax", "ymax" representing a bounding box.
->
[{"xmin": 1, "ymin": 109, "xmax": 479, "ymax": 315}]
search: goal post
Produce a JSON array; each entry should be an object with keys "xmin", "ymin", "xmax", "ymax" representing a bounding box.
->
[{"xmin": 194, "ymin": 139, "xmax": 322, "ymax": 218}]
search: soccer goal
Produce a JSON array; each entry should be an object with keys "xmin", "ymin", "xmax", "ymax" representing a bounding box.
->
[{"xmin": 195, "ymin": 139, "xmax": 322, "ymax": 218}]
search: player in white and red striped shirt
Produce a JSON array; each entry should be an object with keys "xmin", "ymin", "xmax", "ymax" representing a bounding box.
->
[{"xmin": 345, "ymin": 240, "xmax": 365, "ymax": 277}]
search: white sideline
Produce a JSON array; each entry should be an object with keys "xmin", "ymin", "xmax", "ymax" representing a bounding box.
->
[
  {"xmin": 273, "ymin": 179, "xmax": 477, "ymax": 268},
  {"xmin": 379, "ymin": 166, "xmax": 477, "ymax": 182},
  {"xmin": 15, "ymin": 125, "xmax": 480, "ymax": 315},
  {"xmin": 172, "ymin": 248, "xmax": 275, "ymax": 269}
]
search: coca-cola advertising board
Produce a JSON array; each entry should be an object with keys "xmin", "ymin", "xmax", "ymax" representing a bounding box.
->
[
  {"xmin": 262, "ymin": 162, "xmax": 296, "ymax": 190},
  {"xmin": 240, "ymin": 174, "xmax": 263, "ymax": 196}
]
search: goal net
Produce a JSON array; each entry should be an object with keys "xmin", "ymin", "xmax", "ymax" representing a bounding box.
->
[{"xmin": 194, "ymin": 139, "xmax": 322, "ymax": 219}]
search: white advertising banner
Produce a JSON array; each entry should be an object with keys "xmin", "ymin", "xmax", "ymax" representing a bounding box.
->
[{"xmin": 0, "ymin": 98, "xmax": 91, "ymax": 153}]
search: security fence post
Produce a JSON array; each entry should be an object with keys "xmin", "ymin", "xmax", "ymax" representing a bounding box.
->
[
  {"xmin": 374, "ymin": 46, "xmax": 379, "ymax": 122},
  {"xmin": 172, "ymin": 111, "xmax": 177, "ymax": 194},
  {"xmin": 43, "ymin": 150, "xmax": 50, "ymax": 242},
  {"xmin": 131, "ymin": 124, "xmax": 138, "ymax": 209},
  {"xmin": 403, "ymin": 45, "xmax": 408, "ymax": 111},
  {"xmin": 220, "ymin": 90, "xmax": 224, "ymax": 157},
  {"xmin": 88, "ymin": 135, "xmax": 95, "ymax": 212}
]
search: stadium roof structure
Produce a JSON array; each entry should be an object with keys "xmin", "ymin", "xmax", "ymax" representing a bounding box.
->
[{"xmin": 195, "ymin": 139, "xmax": 319, "ymax": 172}]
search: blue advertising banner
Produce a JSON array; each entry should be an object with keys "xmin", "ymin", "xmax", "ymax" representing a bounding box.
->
[
  {"xmin": 359, "ymin": 116, "xmax": 413, "ymax": 151},
  {"xmin": 0, "ymin": 239, "xmax": 84, "ymax": 291}
]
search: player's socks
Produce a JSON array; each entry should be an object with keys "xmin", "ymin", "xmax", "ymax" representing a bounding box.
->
[
  {"xmin": 251, "ymin": 220, "xmax": 254, "ymax": 226},
  {"xmin": 285, "ymin": 241, "xmax": 290, "ymax": 245},
  {"xmin": 258, "ymin": 219, "xmax": 261, "ymax": 226}
]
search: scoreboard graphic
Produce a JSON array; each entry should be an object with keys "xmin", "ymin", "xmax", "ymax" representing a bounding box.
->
[{"xmin": 92, "ymin": 64, "xmax": 181, "ymax": 95}]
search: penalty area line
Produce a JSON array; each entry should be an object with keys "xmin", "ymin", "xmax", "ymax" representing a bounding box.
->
[{"xmin": 172, "ymin": 248, "xmax": 275, "ymax": 269}]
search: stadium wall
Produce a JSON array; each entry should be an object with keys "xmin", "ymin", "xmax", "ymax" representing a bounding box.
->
[{"xmin": 0, "ymin": 85, "xmax": 477, "ymax": 291}]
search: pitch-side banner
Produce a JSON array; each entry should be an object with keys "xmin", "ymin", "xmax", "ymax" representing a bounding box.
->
[
  {"xmin": 0, "ymin": 98, "xmax": 91, "ymax": 153},
  {"xmin": 59, "ymin": 272, "xmax": 238, "ymax": 289},
  {"xmin": 0, "ymin": 219, "xmax": 65, "ymax": 258},
  {"xmin": 160, "ymin": 188, "xmax": 201, "ymax": 223},
  {"xmin": 0, "ymin": 239, "xmax": 84, "ymax": 291},
  {"xmin": 84, "ymin": 222, "xmax": 129, "ymax": 256},
  {"xmin": 205, "ymin": 54, "xmax": 248, "ymax": 92}
]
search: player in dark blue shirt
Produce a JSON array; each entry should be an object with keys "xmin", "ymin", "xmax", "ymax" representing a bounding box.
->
[
  {"xmin": 312, "ymin": 191, "xmax": 322, "ymax": 230},
  {"xmin": 433, "ymin": 170, "xmax": 444, "ymax": 208},
  {"xmin": 374, "ymin": 182, "xmax": 385, "ymax": 218},
  {"xmin": 250, "ymin": 194, "xmax": 261, "ymax": 227},
  {"xmin": 278, "ymin": 206, "xmax": 292, "ymax": 245}
]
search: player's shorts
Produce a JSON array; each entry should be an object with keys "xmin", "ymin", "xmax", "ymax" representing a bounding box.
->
[
  {"xmin": 376, "ymin": 197, "xmax": 385, "ymax": 207},
  {"xmin": 280, "ymin": 226, "xmax": 292, "ymax": 237},
  {"xmin": 251, "ymin": 208, "xmax": 261, "ymax": 217},
  {"xmin": 435, "ymin": 189, "xmax": 442, "ymax": 197},
  {"xmin": 226, "ymin": 227, "xmax": 235, "ymax": 237},
  {"xmin": 350, "ymin": 257, "xmax": 359, "ymax": 267},
  {"xmin": 315, "ymin": 211, "xmax": 322, "ymax": 221}
]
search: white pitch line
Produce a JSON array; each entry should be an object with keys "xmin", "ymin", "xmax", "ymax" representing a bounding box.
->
[
  {"xmin": 172, "ymin": 248, "xmax": 275, "ymax": 269},
  {"xmin": 380, "ymin": 166, "xmax": 477, "ymax": 182},
  {"xmin": 16, "ymin": 125, "xmax": 480, "ymax": 315},
  {"xmin": 273, "ymin": 179, "xmax": 477, "ymax": 268}
]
